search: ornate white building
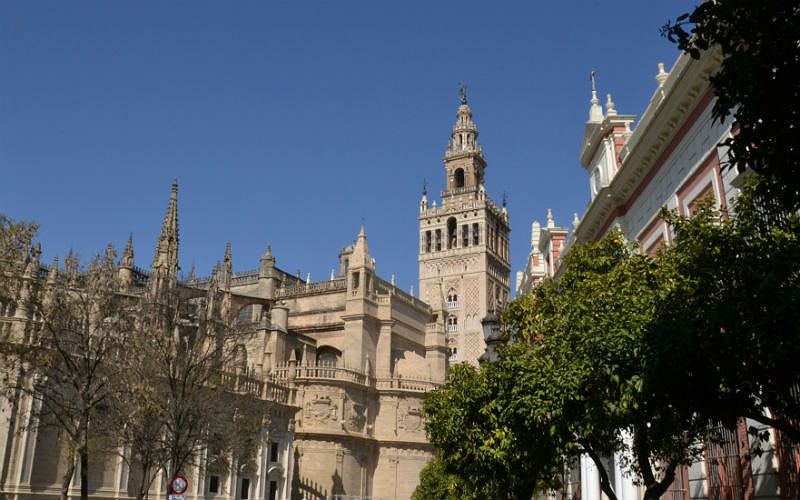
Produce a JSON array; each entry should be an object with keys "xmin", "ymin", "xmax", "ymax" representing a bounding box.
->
[{"xmin": 516, "ymin": 46, "xmax": 797, "ymax": 499}]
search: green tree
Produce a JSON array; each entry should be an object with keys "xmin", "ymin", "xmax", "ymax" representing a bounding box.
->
[
  {"xmin": 662, "ymin": 0, "xmax": 800, "ymax": 211},
  {"xmin": 649, "ymin": 180, "xmax": 800, "ymax": 444},
  {"xmin": 423, "ymin": 345, "xmax": 565, "ymax": 500},
  {"xmin": 412, "ymin": 453, "xmax": 488, "ymax": 500},
  {"xmin": 503, "ymin": 232, "xmax": 708, "ymax": 500}
]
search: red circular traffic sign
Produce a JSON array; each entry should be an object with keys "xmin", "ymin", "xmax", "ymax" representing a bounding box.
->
[{"xmin": 170, "ymin": 475, "xmax": 188, "ymax": 494}]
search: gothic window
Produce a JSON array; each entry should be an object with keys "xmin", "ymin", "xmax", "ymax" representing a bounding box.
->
[
  {"xmin": 447, "ymin": 218, "xmax": 457, "ymax": 249},
  {"xmin": 425, "ymin": 231, "xmax": 432, "ymax": 253},
  {"xmin": 270, "ymin": 442, "xmax": 280, "ymax": 462},
  {"xmin": 435, "ymin": 229, "xmax": 442, "ymax": 251},
  {"xmin": 352, "ymin": 271, "xmax": 360, "ymax": 289},
  {"xmin": 462, "ymin": 225, "xmax": 469, "ymax": 247},
  {"xmin": 447, "ymin": 316, "xmax": 458, "ymax": 332},
  {"xmin": 473, "ymin": 223, "xmax": 479, "ymax": 245},
  {"xmin": 454, "ymin": 168, "xmax": 465, "ymax": 188},
  {"xmin": 447, "ymin": 288, "xmax": 458, "ymax": 309}
]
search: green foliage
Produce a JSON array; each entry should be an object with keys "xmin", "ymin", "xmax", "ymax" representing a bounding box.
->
[
  {"xmin": 422, "ymin": 345, "xmax": 565, "ymax": 500},
  {"xmin": 662, "ymin": 0, "xmax": 800, "ymax": 211},
  {"xmin": 412, "ymin": 453, "xmax": 489, "ymax": 500},
  {"xmin": 650, "ymin": 177, "xmax": 800, "ymax": 441},
  {"xmin": 502, "ymin": 231, "xmax": 708, "ymax": 500}
]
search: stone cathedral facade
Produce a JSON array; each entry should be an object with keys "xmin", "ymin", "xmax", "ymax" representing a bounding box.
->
[
  {"xmin": 418, "ymin": 94, "xmax": 511, "ymax": 365},
  {"xmin": 1, "ymin": 95, "xmax": 510, "ymax": 500}
]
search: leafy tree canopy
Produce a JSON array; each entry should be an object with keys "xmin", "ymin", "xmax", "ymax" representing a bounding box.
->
[
  {"xmin": 503, "ymin": 231, "xmax": 707, "ymax": 500},
  {"xmin": 662, "ymin": 0, "xmax": 800, "ymax": 211},
  {"xmin": 649, "ymin": 179, "xmax": 800, "ymax": 443},
  {"xmin": 422, "ymin": 344, "xmax": 565, "ymax": 500}
]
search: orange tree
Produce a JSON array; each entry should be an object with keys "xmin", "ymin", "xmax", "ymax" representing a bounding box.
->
[
  {"xmin": 502, "ymin": 232, "xmax": 709, "ymax": 500},
  {"xmin": 421, "ymin": 342, "xmax": 565, "ymax": 500}
]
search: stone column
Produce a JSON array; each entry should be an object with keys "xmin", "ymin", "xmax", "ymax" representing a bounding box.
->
[
  {"xmin": 580, "ymin": 454, "xmax": 600, "ymax": 500},
  {"xmin": 614, "ymin": 430, "xmax": 638, "ymax": 500}
]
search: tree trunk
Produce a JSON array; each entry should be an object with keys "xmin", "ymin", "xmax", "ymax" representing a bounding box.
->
[
  {"xmin": 79, "ymin": 445, "xmax": 89, "ymax": 500},
  {"xmin": 60, "ymin": 449, "xmax": 76, "ymax": 500},
  {"xmin": 79, "ymin": 416, "xmax": 89, "ymax": 500},
  {"xmin": 632, "ymin": 424, "xmax": 679, "ymax": 500},
  {"xmin": 580, "ymin": 442, "xmax": 618, "ymax": 500}
]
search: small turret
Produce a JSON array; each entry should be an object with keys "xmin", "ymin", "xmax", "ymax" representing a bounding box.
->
[
  {"xmin": 605, "ymin": 93, "xmax": 617, "ymax": 117},
  {"xmin": 121, "ymin": 234, "xmax": 134, "ymax": 268},
  {"xmin": 259, "ymin": 244, "xmax": 278, "ymax": 297},
  {"xmin": 47, "ymin": 255, "xmax": 59, "ymax": 285}
]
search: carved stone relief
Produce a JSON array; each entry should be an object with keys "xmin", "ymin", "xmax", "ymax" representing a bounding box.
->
[
  {"xmin": 397, "ymin": 402, "xmax": 423, "ymax": 432},
  {"xmin": 304, "ymin": 394, "xmax": 338, "ymax": 424},
  {"xmin": 345, "ymin": 401, "xmax": 366, "ymax": 432}
]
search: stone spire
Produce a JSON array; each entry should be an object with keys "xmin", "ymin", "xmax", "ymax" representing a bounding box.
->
[
  {"xmin": 121, "ymin": 234, "xmax": 134, "ymax": 269},
  {"xmin": 25, "ymin": 242, "xmax": 41, "ymax": 278},
  {"xmin": 448, "ymin": 92, "xmax": 480, "ymax": 155},
  {"xmin": 589, "ymin": 70, "xmax": 604, "ymax": 122},
  {"xmin": 605, "ymin": 93, "xmax": 617, "ymax": 116},
  {"xmin": 349, "ymin": 226, "xmax": 374, "ymax": 270},
  {"xmin": 222, "ymin": 241, "xmax": 232, "ymax": 290},
  {"xmin": 47, "ymin": 255, "xmax": 59, "ymax": 285},
  {"xmin": 149, "ymin": 179, "xmax": 180, "ymax": 295}
]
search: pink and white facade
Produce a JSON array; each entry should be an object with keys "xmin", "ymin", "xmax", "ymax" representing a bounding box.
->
[{"xmin": 518, "ymin": 47, "xmax": 798, "ymax": 499}]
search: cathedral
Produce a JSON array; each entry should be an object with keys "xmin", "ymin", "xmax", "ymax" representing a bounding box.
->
[{"xmin": 0, "ymin": 95, "xmax": 510, "ymax": 500}]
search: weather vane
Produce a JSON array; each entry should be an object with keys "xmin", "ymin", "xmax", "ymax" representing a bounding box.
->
[
  {"xmin": 458, "ymin": 82, "xmax": 468, "ymax": 105},
  {"xmin": 590, "ymin": 69, "xmax": 597, "ymax": 92}
]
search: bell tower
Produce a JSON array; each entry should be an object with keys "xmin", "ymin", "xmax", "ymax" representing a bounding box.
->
[{"xmin": 418, "ymin": 87, "xmax": 511, "ymax": 366}]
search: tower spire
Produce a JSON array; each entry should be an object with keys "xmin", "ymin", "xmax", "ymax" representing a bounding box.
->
[
  {"xmin": 589, "ymin": 69, "xmax": 604, "ymax": 122},
  {"xmin": 150, "ymin": 179, "xmax": 180, "ymax": 295}
]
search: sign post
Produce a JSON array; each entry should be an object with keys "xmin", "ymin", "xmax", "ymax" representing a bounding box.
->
[{"xmin": 168, "ymin": 475, "xmax": 188, "ymax": 500}]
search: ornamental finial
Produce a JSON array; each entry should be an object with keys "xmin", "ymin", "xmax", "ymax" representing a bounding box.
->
[{"xmin": 458, "ymin": 82, "xmax": 467, "ymax": 105}]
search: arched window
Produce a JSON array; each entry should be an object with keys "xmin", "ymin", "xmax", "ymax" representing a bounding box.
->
[
  {"xmin": 447, "ymin": 316, "xmax": 458, "ymax": 332},
  {"xmin": 317, "ymin": 346, "xmax": 340, "ymax": 377},
  {"xmin": 454, "ymin": 168, "xmax": 465, "ymax": 188},
  {"xmin": 447, "ymin": 288, "xmax": 458, "ymax": 309},
  {"xmin": 447, "ymin": 217, "xmax": 457, "ymax": 249}
]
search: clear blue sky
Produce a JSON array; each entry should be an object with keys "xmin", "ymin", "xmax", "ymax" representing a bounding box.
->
[{"xmin": 1, "ymin": 1, "xmax": 697, "ymax": 295}]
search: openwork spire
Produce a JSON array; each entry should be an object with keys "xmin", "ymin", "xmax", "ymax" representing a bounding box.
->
[
  {"xmin": 121, "ymin": 233, "xmax": 134, "ymax": 268},
  {"xmin": 149, "ymin": 179, "xmax": 180, "ymax": 295}
]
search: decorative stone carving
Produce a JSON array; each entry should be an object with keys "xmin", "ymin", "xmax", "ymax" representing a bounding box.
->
[
  {"xmin": 304, "ymin": 394, "xmax": 338, "ymax": 424},
  {"xmin": 345, "ymin": 401, "xmax": 366, "ymax": 432},
  {"xmin": 398, "ymin": 404, "xmax": 423, "ymax": 432}
]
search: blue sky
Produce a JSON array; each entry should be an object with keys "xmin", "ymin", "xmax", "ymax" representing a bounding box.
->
[{"xmin": 1, "ymin": 1, "xmax": 698, "ymax": 295}]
